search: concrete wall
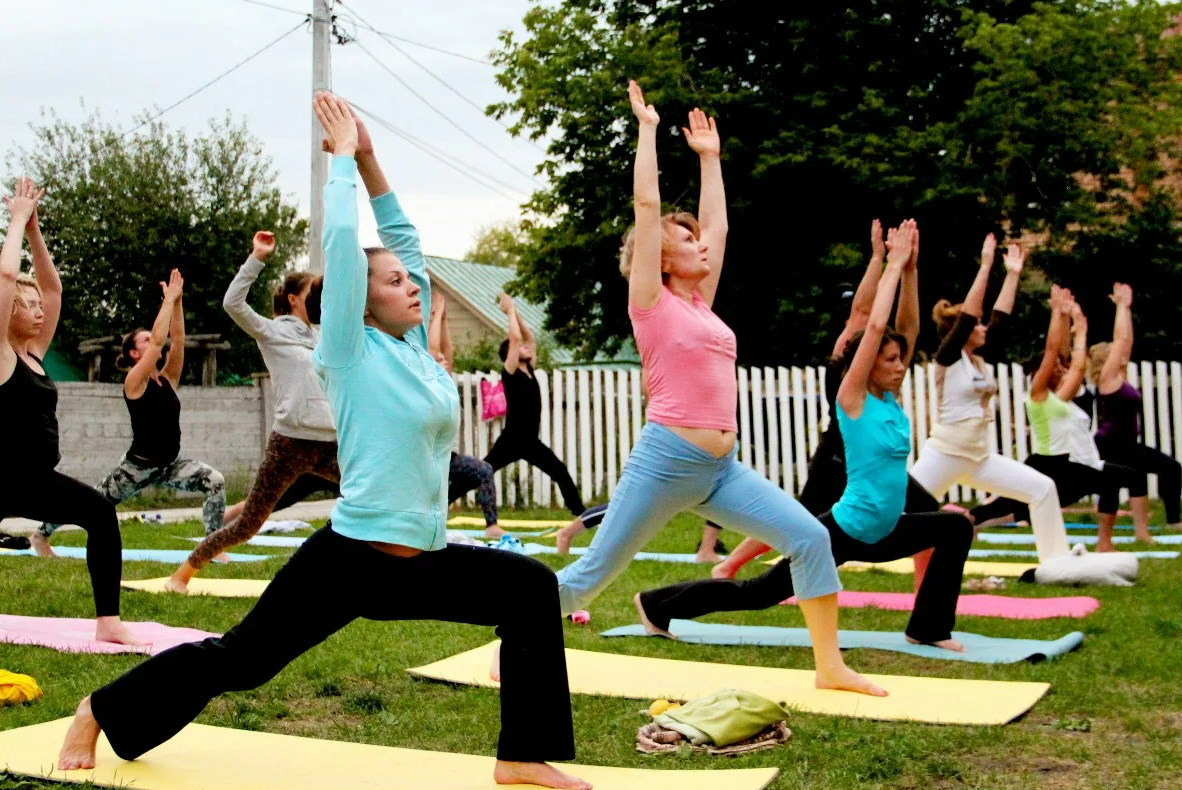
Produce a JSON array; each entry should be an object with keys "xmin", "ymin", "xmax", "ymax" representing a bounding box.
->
[{"xmin": 56, "ymin": 382, "xmax": 269, "ymax": 489}]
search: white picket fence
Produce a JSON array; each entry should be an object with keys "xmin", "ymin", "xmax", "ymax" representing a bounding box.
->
[{"xmin": 457, "ymin": 361, "xmax": 1182, "ymax": 509}]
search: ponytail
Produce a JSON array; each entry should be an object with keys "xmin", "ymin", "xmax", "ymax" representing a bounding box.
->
[
  {"xmin": 932, "ymin": 299, "xmax": 962, "ymax": 340},
  {"xmin": 116, "ymin": 328, "xmax": 148, "ymax": 371}
]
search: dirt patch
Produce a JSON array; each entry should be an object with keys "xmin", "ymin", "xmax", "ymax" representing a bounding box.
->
[{"xmin": 967, "ymin": 754, "xmax": 1083, "ymax": 788}]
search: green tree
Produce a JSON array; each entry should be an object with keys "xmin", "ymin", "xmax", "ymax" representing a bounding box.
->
[
  {"xmin": 5, "ymin": 109, "xmax": 308, "ymax": 381},
  {"xmin": 465, "ymin": 219, "xmax": 525, "ymax": 268},
  {"xmin": 491, "ymin": 1, "xmax": 1182, "ymax": 364}
]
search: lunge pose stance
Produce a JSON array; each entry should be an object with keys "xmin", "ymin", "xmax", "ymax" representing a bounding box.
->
[
  {"xmin": 634, "ymin": 221, "xmax": 973, "ymax": 651},
  {"xmin": 482, "ymin": 293, "xmax": 585, "ymax": 517},
  {"xmin": 711, "ymin": 218, "xmax": 938, "ymax": 580},
  {"xmin": 0, "ymin": 178, "xmax": 140, "ymax": 644},
  {"xmin": 34, "ymin": 271, "xmax": 226, "ymax": 555},
  {"xmin": 429, "ymin": 290, "xmax": 505, "ymax": 538},
  {"xmin": 554, "ymin": 82, "xmax": 884, "ymax": 697},
  {"xmin": 58, "ymin": 94, "xmax": 589, "ymax": 790},
  {"xmin": 166, "ymin": 231, "xmax": 340, "ymax": 593},
  {"xmin": 967, "ymin": 287, "xmax": 1142, "ymax": 550},
  {"xmin": 909, "ymin": 236, "xmax": 1069, "ymax": 565}
]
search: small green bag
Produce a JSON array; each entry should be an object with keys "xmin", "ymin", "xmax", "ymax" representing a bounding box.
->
[{"xmin": 655, "ymin": 689, "xmax": 788, "ymax": 747}]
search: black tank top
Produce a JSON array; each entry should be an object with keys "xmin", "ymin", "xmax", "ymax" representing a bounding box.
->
[
  {"xmin": 0, "ymin": 354, "xmax": 60, "ymax": 471},
  {"xmin": 125, "ymin": 377, "xmax": 182, "ymax": 465},
  {"xmin": 502, "ymin": 361, "xmax": 542, "ymax": 434}
]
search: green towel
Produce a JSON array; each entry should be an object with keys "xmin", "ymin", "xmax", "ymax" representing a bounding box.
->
[{"xmin": 655, "ymin": 689, "xmax": 788, "ymax": 747}]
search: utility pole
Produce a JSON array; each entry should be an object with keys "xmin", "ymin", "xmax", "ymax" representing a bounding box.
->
[{"xmin": 309, "ymin": 0, "xmax": 333, "ymax": 272}]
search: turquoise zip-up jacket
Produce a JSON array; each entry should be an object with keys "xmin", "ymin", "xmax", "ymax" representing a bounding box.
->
[{"xmin": 314, "ymin": 155, "xmax": 459, "ymax": 550}]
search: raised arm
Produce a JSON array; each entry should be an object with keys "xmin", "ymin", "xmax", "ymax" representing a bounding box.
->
[
  {"xmin": 1030, "ymin": 285, "xmax": 1073, "ymax": 402},
  {"xmin": 626, "ymin": 81, "xmax": 664, "ymax": 310},
  {"xmin": 0, "ymin": 180, "xmax": 43, "ymax": 369},
  {"xmin": 440, "ymin": 296, "xmax": 454, "ymax": 373},
  {"xmin": 428, "ymin": 290, "xmax": 447, "ymax": 367},
  {"xmin": 161, "ymin": 291, "xmax": 185, "ymax": 388},
  {"xmin": 896, "ymin": 221, "xmax": 920, "ymax": 367},
  {"xmin": 683, "ymin": 108, "xmax": 727, "ymax": 307},
  {"xmin": 992, "ymin": 243, "xmax": 1025, "ymax": 316},
  {"xmin": 831, "ymin": 219, "xmax": 886, "ymax": 358},
  {"xmin": 1099, "ymin": 282, "xmax": 1133, "ymax": 394},
  {"xmin": 964, "ymin": 233, "xmax": 997, "ymax": 320},
  {"xmin": 314, "ymin": 93, "xmax": 367, "ymax": 368},
  {"xmin": 838, "ymin": 221, "xmax": 912, "ymax": 418},
  {"xmin": 499, "ymin": 293, "xmax": 524, "ymax": 374},
  {"xmin": 222, "ymin": 232, "xmax": 277, "ymax": 340},
  {"xmin": 125, "ymin": 270, "xmax": 182, "ymax": 399},
  {"xmin": 23, "ymin": 181, "xmax": 61, "ymax": 359},
  {"xmin": 1057, "ymin": 302, "xmax": 1089, "ymax": 402}
]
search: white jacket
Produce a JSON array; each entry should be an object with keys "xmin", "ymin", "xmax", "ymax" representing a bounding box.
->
[{"xmin": 223, "ymin": 256, "xmax": 336, "ymax": 442}]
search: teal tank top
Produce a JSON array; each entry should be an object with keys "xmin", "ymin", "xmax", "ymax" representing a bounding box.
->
[{"xmin": 830, "ymin": 392, "xmax": 911, "ymax": 544}]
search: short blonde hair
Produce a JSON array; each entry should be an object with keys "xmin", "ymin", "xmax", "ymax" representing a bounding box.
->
[
  {"xmin": 1087, "ymin": 342, "xmax": 1112, "ymax": 384},
  {"xmin": 12, "ymin": 273, "xmax": 41, "ymax": 309},
  {"xmin": 618, "ymin": 212, "xmax": 701, "ymax": 279}
]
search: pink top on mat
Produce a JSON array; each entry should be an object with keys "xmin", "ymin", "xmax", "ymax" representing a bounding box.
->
[
  {"xmin": 781, "ymin": 591, "xmax": 1100, "ymax": 620},
  {"xmin": 630, "ymin": 287, "xmax": 738, "ymax": 432}
]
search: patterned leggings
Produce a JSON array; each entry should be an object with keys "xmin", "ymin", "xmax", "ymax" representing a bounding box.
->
[
  {"xmin": 40, "ymin": 455, "xmax": 225, "ymax": 540},
  {"xmin": 447, "ymin": 452, "xmax": 499, "ymax": 527},
  {"xmin": 186, "ymin": 433, "xmax": 340, "ymax": 570}
]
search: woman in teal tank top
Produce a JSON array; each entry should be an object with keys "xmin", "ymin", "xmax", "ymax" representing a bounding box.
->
[{"xmin": 636, "ymin": 220, "xmax": 974, "ymax": 651}]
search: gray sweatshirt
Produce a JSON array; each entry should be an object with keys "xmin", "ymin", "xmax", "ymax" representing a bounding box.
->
[{"xmin": 223, "ymin": 256, "xmax": 336, "ymax": 443}]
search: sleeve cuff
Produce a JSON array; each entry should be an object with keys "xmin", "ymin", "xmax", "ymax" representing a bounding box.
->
[
  {"xmin": 330, "ymin": 155, "xmax": 358, "ymax": 179},
  {"xmin": 370, "ymin": 190, "xmax": 403, "ymax": 223},
  {"xmin": 244, "ymin": 255, "xmax": 266, "ymax": 272}
]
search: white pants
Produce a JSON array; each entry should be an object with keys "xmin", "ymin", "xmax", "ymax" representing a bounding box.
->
[{"xmin": 911, "ymin": 447, "xmax": 1070, "ymax": 560}]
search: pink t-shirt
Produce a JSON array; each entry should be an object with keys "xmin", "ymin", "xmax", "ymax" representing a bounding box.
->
[{"xmin": 629, "ymin": 287, "xmax": 738, "ymax": 432}]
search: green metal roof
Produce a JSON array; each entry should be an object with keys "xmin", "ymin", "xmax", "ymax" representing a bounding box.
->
[{"xmin": 425, "ymin": 256, "xmax": 637, "ymax": 366}]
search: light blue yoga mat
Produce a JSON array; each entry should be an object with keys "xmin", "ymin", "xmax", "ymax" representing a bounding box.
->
[
  {"xmin": 602, "ymin": 620, "xmax": 1085, "ymax": 664},
  {"xmin": 1008, "ymin": 522, "xmax": 1159, "ymax": 531},
  {"xmin": 978, "ymin": 532, "xmax": 1182, "ymax": 545},
  {"xmin": 1, "ymin": 547, "xmax": 271, "ymax": 563},
  {"xmin": 522, "ymin": 543, "xmax": 716, "ymax": 564},
  {"xmin": 969, "ymin": 548, "xmax": 1177, "ymax": 559}
]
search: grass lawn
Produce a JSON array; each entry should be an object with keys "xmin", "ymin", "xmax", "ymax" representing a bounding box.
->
[{"xmin": 2, "ymin": 508, "xmax": 1180, "ymax": 789}]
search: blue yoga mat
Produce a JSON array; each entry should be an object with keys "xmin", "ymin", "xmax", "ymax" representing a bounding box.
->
[
  {"xmin": 969, "ymin": 548, "xmax": 1177, "ymax": 559},
  {"xmin": 1, "ymin": 547, "xmax": 271, "ymax": 563},
  {"xmin": 522, "ymin": 543, "xmax": 715, "ymax": 564},
  {"xmin": 602, "ymin": 620, "xmax": 1085, "ymax": 664},
  {"xmin": 978, "ymin": 532, "xmax": 1182, "ymax": 545},
  {"xmin": 1007, "ymin": 522, "xmax": 1159, "ymax": 531}
]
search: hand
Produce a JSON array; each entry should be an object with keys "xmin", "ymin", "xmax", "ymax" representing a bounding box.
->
[
  {"xmin": 905, "ymin": 219, "xmax": 919, "ymax": 272},
  {"xmin": 981, "ymin": 233, "xmax": 997, "ymax": 268},
  {"xmin": 1110, "ymin": 282, "xmax": 1133, "ymax": 308},
  {"xmin": 681, "ymin": 108, "xmax": 720, "ymax": 157},
  {"xmin": 313, "ymin": 92, "xmax": 358, "ymax": 157},
  {"xmin": 884, "ymin": 220, "xmax": 914, "ymax": 269},
  {"xmin": 252, "ymin": 231, "xmax": 276, "ymax": 260},
  {"xmin": 1002, "ymin": 243, "xmax": 1025, "ymax": 275},
  {"xmin": 161, "ymin": 269, "xmax": 184, "ymax": 303},
  {"xmin": 2, "ymin": 176, "xmax": 45, "ymax": 225},
  {"xmin": 431, "ymin": 290, "xmax": 445, "ymax": 313},
  {"xmin": 628, "ymin": 80, "xmax": 660, "ymax": 127},
  {"xmin": 498, "ymin": 292, "xmax": 514, "ymax": 314},
  {"xmin": 321, "ymin": 107, "xmax": 374, "ymax": 157},
  {"xmin": 1055, "ymin": 286, "xmax": 1075, "ymax": 317},
  {"xmin": 869, "ymin": 219, "xmax": 885, "ymax": 263},
  {"xmin": 1071, "ymin": 303, "xmax": 1088, "ymax": 336}
]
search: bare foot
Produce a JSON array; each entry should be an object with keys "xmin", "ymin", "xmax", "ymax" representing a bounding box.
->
[
  {"xmin": 94, "ymin": 617, "xmax": 149, "ymax": 647},
  {"xmin": 166, "ymin": 562, "xmax": 195, "ymax": 594},
  {"xmin": 906, "ymin": 635, "xmax": 966, "ymax": 652},
  {"xmin": 494, "ymin": 760, "xmax": 592, "ymax": 790},
  {"xmin": 1095, "ymin": 541, "xmax": 1116, "ymax": 553},
  {"xmin": 711, "ymin": 560, "xmax": 738, "ymax": 579},
  {"xmin": 633, "ymin": 593, "xmax": 675, "ymax": 639},
  {"xmin": 815, "ymin": 664, "xmax": 888, "ymax": 697},
  {"xmin": 212, "ymin": 552, "xmax": 232, "ymax": 564},
  {"xmin": 490, "ymin": 642, "xmax": 501, "ymax": 683},
  {"xmin": 58, "ymin": 696, "xmax": 101, "ymax": 771},
  {"xmin": 29, "ymin": 531, "xmax": 58, "ymax": 558},
  {"xmin": 484, "ymin": 525, "xmax": 507, "ymax": 540},
  {"xmin": 555, "ymin": 518, "xmax": 583, "ymax": 555},
  {"xmin": 1134, "ymin": 530, "xmax": 1156, "ymax": 545},
  {"xmin": 695, "ymin": 551, "xmax": 722, "ymax": 564}
]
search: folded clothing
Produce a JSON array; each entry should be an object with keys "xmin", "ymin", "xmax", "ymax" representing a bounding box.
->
[
  {"xmin": 1028, "ymin": 545, "xmax": 1139, "ymax": 587},
  {"xmin": 654, "ymin": 689, "xmax": 789, "ymax": 748},
  {"xmin": 637, "ymin": 720, "xmax": 791, "ymax": 756},
  {"xmin": 0, "ymin": 670, "xmax": 43, "ymax": 706}
]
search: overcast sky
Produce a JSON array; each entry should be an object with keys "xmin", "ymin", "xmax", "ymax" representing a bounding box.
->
[{"xmin": 0, "ymin": 0, "xmax": 546, "ymax": 260}]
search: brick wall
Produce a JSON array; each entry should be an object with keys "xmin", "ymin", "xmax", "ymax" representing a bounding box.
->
[{"xmin": 55, "ymin": 382, "xmax": 268, "ymax": 488}]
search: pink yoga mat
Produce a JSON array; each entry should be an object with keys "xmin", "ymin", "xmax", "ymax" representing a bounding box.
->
[
  {"xmin": 0, "ymin": 615, "xmax": 218, "ymax": 655},
  {"xmin": 781, "ymin": 591, "xmax": 1100, "ymax": 619}
]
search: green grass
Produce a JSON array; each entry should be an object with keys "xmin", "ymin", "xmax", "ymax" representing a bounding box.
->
[{"xmin": 2, "ymin": 508, "xmax": 1180, "ymax": 789}]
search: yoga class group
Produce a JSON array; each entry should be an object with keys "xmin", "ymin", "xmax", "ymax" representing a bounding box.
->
[{"xmin": 1, "ymin": 84, "xmax": 1174, "ymax": 788}]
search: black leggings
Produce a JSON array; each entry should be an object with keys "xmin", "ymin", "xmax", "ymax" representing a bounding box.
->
[
  {"xmin": 484, "ymin": 432, "xmax": 585, "ymax": 516},
  {"xmin": 1095, "ymin": 437, "xmax": 1182, "ymax": 522},
  {"xmin": 639, "ymin": 510, "xmax": 973, "ymax": 644},
  {"xmin": 89, "ymin": 526, "xmax": 575, "ymax": 763},
  {"xmin": 273, "ymin": 473, "xmax": 340, "ymax": 511},
  {"xmin": 971, "ymin": 454, "xmax": 1141, "ymax": 523},
  {"xmin": 0, "ymin": 468, "xmax": 121, "ymax": 616}
]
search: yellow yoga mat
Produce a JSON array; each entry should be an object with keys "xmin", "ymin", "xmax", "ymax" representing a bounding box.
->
[
  {"xmin": 121, "ymin": 578, "xmax": 269, "ymax": 597},
  {"xmin": 0, "ymin": 718, "xmax": 778, "ymax": 790},
  {"xmin": 410, "ymin": 642, "xmax": 1048, "ymax": 726},
  {"xmin": 763, "ymin": 556, "xmax": 1037, "ymax": 578},
  {"xmin": 448, "ymin": 516, "xmax": 567, "ymax": 529}
]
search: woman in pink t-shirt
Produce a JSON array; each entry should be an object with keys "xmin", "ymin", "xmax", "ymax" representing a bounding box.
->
[{"xmin": 555, "ymin": 82, "xmax": 886, "ymax": 698}]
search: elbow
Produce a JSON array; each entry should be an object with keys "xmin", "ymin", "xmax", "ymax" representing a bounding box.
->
[
  {"xmin": 0, "ymin": 268, "xmax": 16, "ymax": 285},
  {"xmin": 633, "ymin": 195, "xmax": 660, "ymax": 211}
]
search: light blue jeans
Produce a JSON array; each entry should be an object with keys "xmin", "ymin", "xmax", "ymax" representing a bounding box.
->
[{"xmin": 556, "ymin": 423, "xmax": 841, "ymax": 614}]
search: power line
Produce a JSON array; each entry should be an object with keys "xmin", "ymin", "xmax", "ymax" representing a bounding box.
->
[
  {"xmin": 350, "ymin": 102, "xmax": 525, "ymax": 203},
  {"xmin": 336, "ymin": 1, "xmax": 541, "ymax": 150},
  {"xmin": 232, "ymin": 0, "xmax": 309, "ymax": 17},
  {"xmin": 351, "ymin": 39, "xmax": 545, "ymax": 189}
]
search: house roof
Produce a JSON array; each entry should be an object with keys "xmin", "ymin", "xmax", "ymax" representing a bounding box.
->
[{"xmin": 425, "ymin": 256, "xmax": 638, "ymax": 366}]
